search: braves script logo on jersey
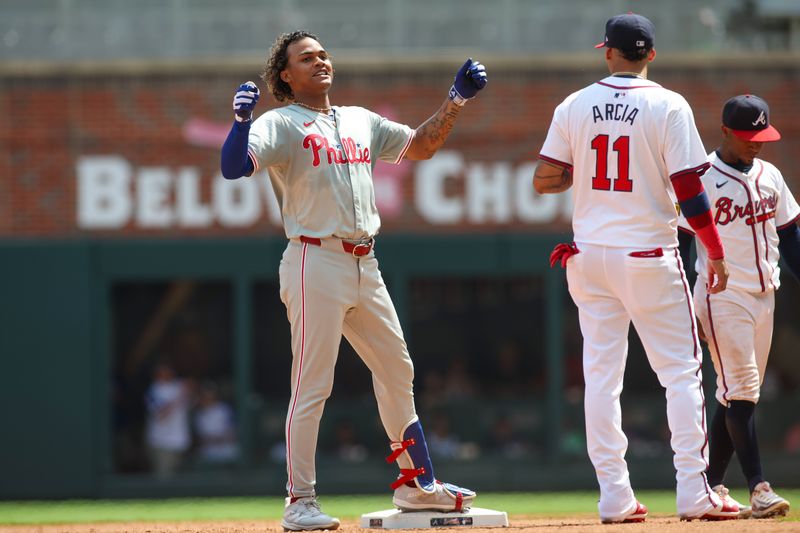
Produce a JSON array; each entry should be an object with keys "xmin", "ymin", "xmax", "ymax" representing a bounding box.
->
[
  {"xmin": 715, "ymin": 194, "xmax": 777, "ymax": 226},
  {"xmin": 302, "ymin": 134, "xmax": 371, "ymax": 167},
  {"xmin": 592, "ymin": 103, "xmax": 639, "ymax": 125}
]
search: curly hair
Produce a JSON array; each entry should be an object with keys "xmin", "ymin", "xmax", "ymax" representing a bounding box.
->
[{"xmin": 261, "ymin": 30, "xmax": 323, "ymax": 102}]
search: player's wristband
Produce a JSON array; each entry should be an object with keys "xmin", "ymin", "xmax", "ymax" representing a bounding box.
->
[{"xmin": 448, "ymin": 85, "xmax": 468, "ymax": 106}]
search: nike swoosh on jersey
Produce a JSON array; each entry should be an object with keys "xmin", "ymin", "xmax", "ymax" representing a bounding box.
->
[
  {"xmin": 303, "ymin": 120, "xmax": 315, "ymax": 127},
  {"xmin": 715, "ymin": 180, "xmax": 727, "ymax": 188}
]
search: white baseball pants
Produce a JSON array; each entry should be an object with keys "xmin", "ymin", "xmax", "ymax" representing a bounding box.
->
[
  {"xmin": 693, "ymin": 281, "xmax": 774, "ymax": 406},
  {"xmin": 566, "ymin": 243, "xmax": 720, "ymax": 519}
]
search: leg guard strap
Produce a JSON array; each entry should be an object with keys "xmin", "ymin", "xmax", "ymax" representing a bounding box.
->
[
  {"xmin": 393, "ymin": 419, "xmax": 436, "ymax": 491},
  {"xmin": 385, "ymin": 438, "xmax": 416, "ymax": 464},
  {"xmin": 453, "ymin": 489, "xmax": 464, "ymax": 512},
  {"xmin": 390, "ymin": 467, "xmax": 426, "ymax": 490}
]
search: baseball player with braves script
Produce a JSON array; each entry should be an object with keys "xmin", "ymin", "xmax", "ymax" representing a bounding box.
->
[
  {"xmin": 678, "ymin": 94, "xmax": 799, "ymax": 519},
  {"xmin": 533, "ymin": 13, "xmax": 740, "ymax": 523},
  {"xmin": 220, "ymin": 31, "xmax": 487, "ymax": 531}
]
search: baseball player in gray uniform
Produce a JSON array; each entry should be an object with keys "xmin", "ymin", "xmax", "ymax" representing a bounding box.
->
[
  {"xmin": 678, "ymin": 94, "xmax": 799, "ymax": 519},
  {"xmin": 534, "ymin": 13, "xmax": 739, "ymax": 523},
  {"xmin": 220, "ymin": 30, "xmax": 487, "ymax": 531}
]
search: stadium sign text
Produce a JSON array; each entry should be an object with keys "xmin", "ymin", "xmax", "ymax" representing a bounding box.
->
[{"xmin": 76, "ymin": 152, "xmax": 572, "ymax": 230}]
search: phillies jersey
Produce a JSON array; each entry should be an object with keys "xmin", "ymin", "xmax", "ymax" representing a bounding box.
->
[
  {"xmin": 539, "ymin": 75, "xmax": 709, "ymax": 249},
  {"xmin": 679, "ymin": 152, "xmax": 800, "ymax": 293},
  {"xmin": 247, "ymin": 104, "xmax": 414, "ymax": 240}
]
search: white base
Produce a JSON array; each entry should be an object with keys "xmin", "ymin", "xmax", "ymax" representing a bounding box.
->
[{"xmin": 360, "ymin": 507, "xmax": 508, "ymax": 529}]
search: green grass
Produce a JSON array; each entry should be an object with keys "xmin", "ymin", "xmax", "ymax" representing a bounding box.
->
[{"xmin": 0, "ymin": 490, "xmax": 798, "ymax": 524}]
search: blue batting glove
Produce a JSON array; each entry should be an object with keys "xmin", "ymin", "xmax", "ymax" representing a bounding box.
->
[
  {"xmin": 449, "ymin": 58, "xmax": 487, "ymax": 106},
  {"xmin": 233, "ymin": 81, "xmax": 260, "ymax": 122}
]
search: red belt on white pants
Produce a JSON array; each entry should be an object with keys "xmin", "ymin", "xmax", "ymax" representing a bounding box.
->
[{"xmin": 298, "ymin": 235, "xmax": 374, "ymax": 257}]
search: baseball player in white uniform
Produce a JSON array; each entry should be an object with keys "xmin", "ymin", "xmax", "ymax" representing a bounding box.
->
[
  {"xmin": 220, "ymin": 31, "xmax": 487, "ymax": 531},
  {"xmin": 678, "ymin": 94, "xmax": 799, "ymax": 519},
  {"xmin": 533, "ymin": 13, "xmax": 740, "ymax": 523}
]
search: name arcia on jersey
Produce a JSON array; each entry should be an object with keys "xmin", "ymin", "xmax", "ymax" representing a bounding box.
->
[
  {"xmin": 592, "ymin": 103, "xmax": 640, "ymax": 125},
  {"xmin": 715, "ymin": 194, "xmax": 777, "ymax": 226},
  {"xmin": 303, "ymin": 133, "xmax": 371, "ymax": 167}
]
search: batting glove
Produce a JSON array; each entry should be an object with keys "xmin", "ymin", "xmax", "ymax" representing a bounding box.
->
[
  {"xmin": 549, "ymin": 242, "xmax": 579, "ymax": 269},
  {"xmin": 233, "ymin": 81, "xmax": 260, "ymax": 122},
  {"xmin": 449, "ymin": 58, "xmax": 487, "ymax": 106}
]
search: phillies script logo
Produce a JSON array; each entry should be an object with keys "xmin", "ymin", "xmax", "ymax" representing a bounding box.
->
[
  {"xmin": 715, "ymin": 194, "xmax": 777, "ymax": 226},
  {"xmin": 303, "ymin": 134, "xmax": 371, "ymax": 167}
]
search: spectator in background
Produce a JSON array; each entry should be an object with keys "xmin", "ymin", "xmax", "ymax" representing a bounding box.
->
[
  {"xmin": 193, "ymin": 381, "xmax": 239, "ymax": 465},
  {"xmin": 441, "ymin": 358, "xmax": 478, "ymax": 401},
  {"xmin": 144, "ymin": 361, "xmax": 193, "ymax": 478},
  {"xmin": 426, "ymin": 411, "xmax": 479, "ymax": 460},
  {"xmin": 331, "ymin": 418, "xmax": 368, "ymax": 463},
  {"xmin": 487, "ymin": 413, "xmax": 530, "ymax": 459},
  {"xmin": 783, "ymin": 422, "xmax": 800, "ymax": 455},
  {"xmin": 485, "ymin": 340, "xmax": 534, "ymax": 397},
  {"xmin": 427, "ymin": 412, "xmax": 462, "ymax": 459},
  {"xmin": 419, "ymin": 371, "xmax": 447, "ymax": 411}
]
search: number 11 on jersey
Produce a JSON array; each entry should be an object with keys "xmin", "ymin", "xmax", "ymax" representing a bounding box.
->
[{"xmin": 592, "ymin": 134, "xmax": 632, "ymax": 192}]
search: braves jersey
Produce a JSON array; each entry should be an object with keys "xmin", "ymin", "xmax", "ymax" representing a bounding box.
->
[
  {"xmin": 679, "ymin": 152, "xmax": 800, "ymax": 293},
  {"xmin": 539, "ymin": 75, "xmax": 709, "ymax": 249},
  {"xmin": 247, "ymin": 104, "xmax": 414, "ymax": 240}
]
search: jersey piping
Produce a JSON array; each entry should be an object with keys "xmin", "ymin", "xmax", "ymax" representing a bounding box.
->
[
  {"xmin": 538, "ymin": 154, "xmax": 573, "ymax": 170},
  {"xmin": 713, "ymin": 162, "xmax": 767, "ymax": 292},
  {"xmin": 754, "ymin": 168, "xmax": 777, "ymax": 291},
  {"xmin": 595, "ymin": 81, "xmax": 662, "ymax": 91},
  {"xmin": 777, "ymin": 212, "xmax": 800, "ymax": 230}
]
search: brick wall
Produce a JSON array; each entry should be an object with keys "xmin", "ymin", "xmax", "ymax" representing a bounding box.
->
[{"xmin": 2, "ymin": 58, "xmax": 798, "ymax": 238}]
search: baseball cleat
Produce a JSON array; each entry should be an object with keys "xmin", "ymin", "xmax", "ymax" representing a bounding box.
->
[
  {"xmin": 750, "ymin": 481, "xmax": 790, "ymax": 519},
  {"xmin": 281, "ymin": 497, "xmax": 340, "ymax": 531},
  {"xmin": 680, "ymin": 498, "xmax": 740, "ymax": 521},
  {"xmin": 393, "ymin": 480, "xmax": 476, "ymax": 512},
  {"xmin": 712, "ymin": 484, "xmax": 752, "ymax": 519},
  {"xmin": 600, "ymin": 501, "xmax": 648, "ymax": 524}
]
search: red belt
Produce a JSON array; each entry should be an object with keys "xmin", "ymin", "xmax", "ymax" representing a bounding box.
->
[{"xmin": 299, "ymin": 236, "xmax": 374, "ymax": 257}]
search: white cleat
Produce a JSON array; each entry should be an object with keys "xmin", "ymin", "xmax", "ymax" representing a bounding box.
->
[
  {"xmin": 751, "ymin": 481, "xmax": 790, "ymax": 519},
  {"xmin": 393, "ymin": 480, "xmax": 476, "ymax": 512},
  {"xmin": 712, "ymin": 484, "xmax": 752, "ymax": 519},
  {"xmin": 680, "ymin": 498, "xmax": 740, "ymax": 521},
  {"xmin": 281, "ymin": 497, "xmax": 341, "ymax": 531},
  {"xmin": 600, "ymin": 501, "xmax": 648, "ymax": 524}
]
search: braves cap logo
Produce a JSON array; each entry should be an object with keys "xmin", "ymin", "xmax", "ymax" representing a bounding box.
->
[{"xmin": 722, "ymin": 94, "xmax": 781, "ymax": 142}]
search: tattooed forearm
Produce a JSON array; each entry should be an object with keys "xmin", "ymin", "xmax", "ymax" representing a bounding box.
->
[
  {"xmin": 533, "ymin": 165, "xmax": 573, "ymax": 194},
  {"xmin": 405, "ymin": 100, "xmax": 462, "ymax": 160},
  {"xmin": 419, "ymin": 104, "xmax": 460, "ymax": 146}
]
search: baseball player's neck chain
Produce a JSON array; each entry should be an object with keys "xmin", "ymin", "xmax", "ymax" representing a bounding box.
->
[
  {"xmin": 612, "ymin": 71, "xmax": 646, "ymax": 79},
  {"xmin": 294, "ymin": 101, "xmax": 332, "ymax": 113}
]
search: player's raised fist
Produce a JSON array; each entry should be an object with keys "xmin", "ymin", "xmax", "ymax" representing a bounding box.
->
[
  {"xmin": 233, "ymin": 81, "xmax": 260, "ymax": 122},
  {"xmin": 449, "ymin": 58, "xmax": 488, "ymax": 106}
]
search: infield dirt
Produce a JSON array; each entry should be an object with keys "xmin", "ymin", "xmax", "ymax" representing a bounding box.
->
[{"xmin": 1, "ymin": 517, "xmax": 799, "ymax": 533}]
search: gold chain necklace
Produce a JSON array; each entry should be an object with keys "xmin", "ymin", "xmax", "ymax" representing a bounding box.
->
[{"xmin": 294, "ymin": 101, "xmax": 332, "ymax": 113}]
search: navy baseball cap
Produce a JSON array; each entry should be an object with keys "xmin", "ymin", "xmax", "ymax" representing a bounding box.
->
[
  {"xmin": 722, "ymin": 94, "xmax": 781, "ymax": 142},
  {"xmin": 595, "ymin": 13, "xmax": 655, "ymax": 51}
]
